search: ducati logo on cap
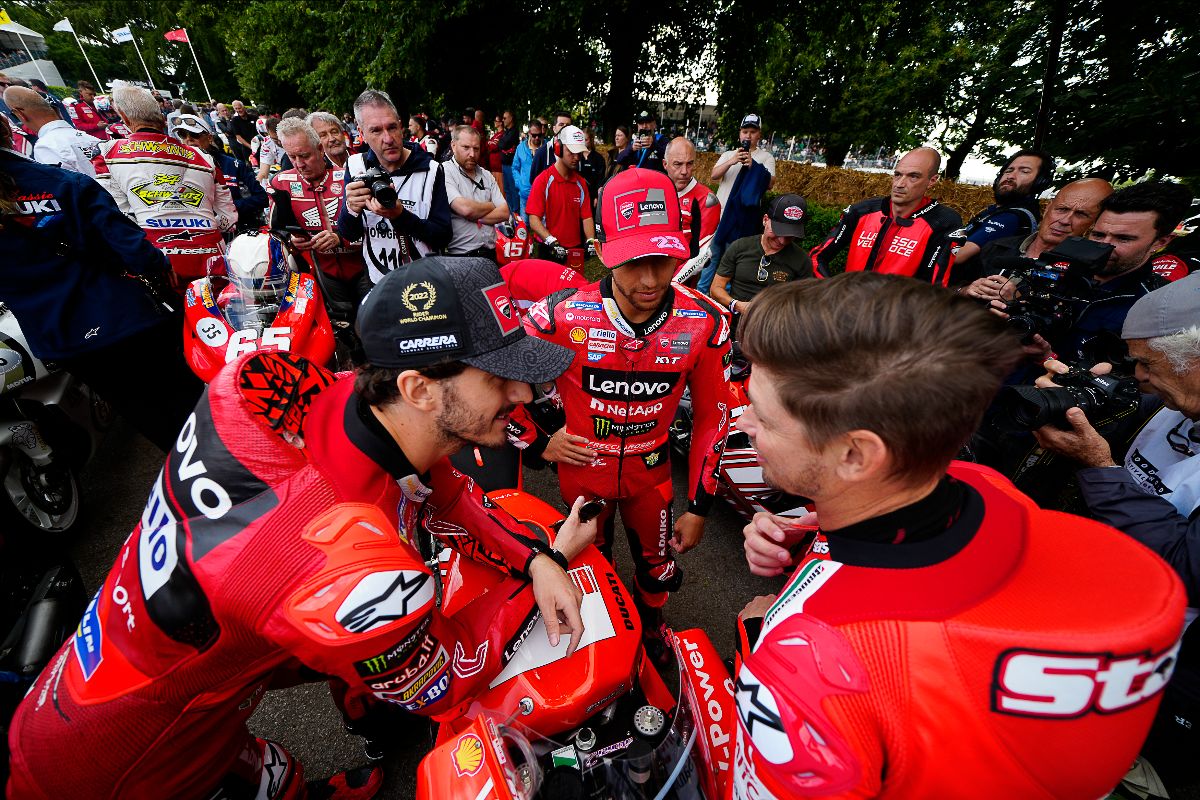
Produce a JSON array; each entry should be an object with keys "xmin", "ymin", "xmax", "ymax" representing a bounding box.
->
[
  {"xmin": 620, "ymin": 201, "xmax": 635, "ymax": 220},
  {"xmin": 481, "ymin": 283, "xmax": 520, "ymax": 336}
]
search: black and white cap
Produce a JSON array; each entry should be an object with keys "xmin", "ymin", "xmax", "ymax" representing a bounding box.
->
[{"xmin": 357, "ymin": 256, "xmax": 573, "ymax": 383}]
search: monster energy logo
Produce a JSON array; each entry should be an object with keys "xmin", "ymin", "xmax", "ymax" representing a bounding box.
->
[{"xmin": 591, "ymin": 416, "xmax": 655, "ymax": 440}]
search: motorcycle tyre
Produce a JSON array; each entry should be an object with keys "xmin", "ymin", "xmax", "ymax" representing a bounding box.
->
[{"xmin": 0, "ymin": 448, "xmax": 82, "ymax": 540}]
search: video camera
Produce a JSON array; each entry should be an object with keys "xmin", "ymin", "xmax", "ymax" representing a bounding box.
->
[
  {"xmin": 351, "ymin": 166, "xmax": 398, "ymax": 209},
  {"xmin": 992, "ymin": 236, "xmax": 1114, "ymax": 344}
]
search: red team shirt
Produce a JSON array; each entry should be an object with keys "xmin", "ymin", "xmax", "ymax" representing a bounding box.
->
[{"xmin": 526, "ymin": 166, "xmax": 591, "ymax": 248}]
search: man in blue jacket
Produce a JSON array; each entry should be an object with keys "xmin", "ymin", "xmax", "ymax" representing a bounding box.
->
[
  {"xmin": 0, "ymin": 115, "xmax": 202, "ymax": 451},
  {"xmin": 511, "ymin": 119, "xmax": 542, "ymax": 223}
]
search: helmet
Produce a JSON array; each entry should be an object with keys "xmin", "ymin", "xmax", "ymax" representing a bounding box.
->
[
  {"xmin": 255, "ymin": 116, "xmax": 269, "ymax": 137},
  {"xmin": 215, "ymin": 232, "xmax": 292, "ymax": 331},
  {"xmin": 95, "ymin": 95, "xmax": 111, "ymax": 113}
]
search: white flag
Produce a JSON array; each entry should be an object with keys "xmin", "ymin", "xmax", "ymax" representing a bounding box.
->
[
  {"xmin": 53, "ymin": 18, "xmax": 74, "ymax": 33},
  {"xmin": 112, "ymin": 26, "xmax": 133, "ymax": 43}
]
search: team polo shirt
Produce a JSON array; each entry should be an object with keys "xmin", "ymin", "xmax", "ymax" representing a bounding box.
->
[{"xmin": 526, "ymin": 166, "xmax": 591, "ymax": 248}]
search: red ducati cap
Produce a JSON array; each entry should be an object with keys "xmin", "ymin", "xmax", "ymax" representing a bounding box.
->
[{"xmin": 595, "ymin": 168, "xmax": 689, "ymax": 269}]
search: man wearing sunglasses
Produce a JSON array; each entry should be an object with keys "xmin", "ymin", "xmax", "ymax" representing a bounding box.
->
[
  {"xmin": 511, "ymin": 119, "xmax": 542, "ymax": 223},
  {"xmin": 709, "ymin": 194, "xmax": 813, "ymax": 324}
]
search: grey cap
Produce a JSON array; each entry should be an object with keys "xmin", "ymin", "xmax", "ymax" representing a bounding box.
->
[
  {"xmin": 357, "ymin": 256, "xmax": 573, "ymax": 383},
  {"xmin": 1122, "ymin": 271, "xmax": 1200, "ymax": 340}
]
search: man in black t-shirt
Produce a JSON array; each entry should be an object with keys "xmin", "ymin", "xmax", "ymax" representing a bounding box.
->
[{"xmin": 709, "ymin": 194, "xmax": 812, "ymax": 321}]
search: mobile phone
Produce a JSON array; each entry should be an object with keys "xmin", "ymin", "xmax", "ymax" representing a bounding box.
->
[{"xmin": 578, "ymin": 498, "xmax": 607, "ymax": 523}]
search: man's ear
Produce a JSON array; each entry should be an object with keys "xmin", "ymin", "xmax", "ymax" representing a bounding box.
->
[
  {"xmin": 395, "ymin": 370, "xmax": 438, "ymax": 411},
  {"xmin": 832, "ymin": 429, "xmax": 892, "ymax": 484}
]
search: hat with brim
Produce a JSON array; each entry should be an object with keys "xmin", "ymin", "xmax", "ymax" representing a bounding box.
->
[
  {"xmin": 766, "ymin": 194, "xmax": 808, "ymax": 239},
  {"xmin": 175, "ymin": 113, "xmax": 211, "ymax": 135},
  {"xmin": 596, "ymin": 168, "xmax": 690, "ymax": 269},
  {"xmin": 1122, "ymin": 271, "xmax": 1200, "ymax": 340},
  {"xmin": 358, "ymin": 257, "xmax": 573, "ymax": 384}
]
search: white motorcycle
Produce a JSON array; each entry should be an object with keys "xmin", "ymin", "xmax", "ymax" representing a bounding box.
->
[{"xmin": 0, "ymin": 304, "xmax": 109, "ymax": 538}]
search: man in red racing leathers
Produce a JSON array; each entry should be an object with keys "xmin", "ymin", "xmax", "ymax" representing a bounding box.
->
[
  {"xmin": 809, "ymin": 147, "xmax": 962, "ymax": 286},
  {"xmin": 92, "ymin": 85, "xmax": 236, "ymax": 285},
  {"xmin": 733, "ymin": 274, "xmax": 1186, "ymax": 799},
  {"xmin": 513, "ymin": 168, "xmax": 733, "ymax": 654},
  {"xmin": 7, "ymin": 258, "xmax": 591, "ymax": 800}
]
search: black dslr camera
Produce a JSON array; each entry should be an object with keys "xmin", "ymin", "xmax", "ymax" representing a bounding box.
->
[
  {"xmin": 995, "ymin": 368, "xmax": 1140, "ymax": 431},
  {"xmin": 994, "ymin": 236, "xmax": 1114, "ymax": 343},
  {"xmin": 351, "ymin": 166, "xmax": 398, "ymax": 209}
]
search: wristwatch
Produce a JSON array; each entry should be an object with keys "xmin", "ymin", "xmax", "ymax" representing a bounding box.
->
[{"xmin": 728, "ymin": 299, "xmax": 739, "ymax": 314}]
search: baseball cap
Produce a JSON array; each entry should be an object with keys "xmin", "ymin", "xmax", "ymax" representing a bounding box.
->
[
  {"xmin": 558, "ymin": 125, "xmax": 587, "ymax": 154},
  {"xmin": 174, "ymin": 113, "xmax": 211, "ymax": 135},
  {"xmin": 740, "ymin": 113, "xmax": 763, "ymax": 129},
  {"xmin": 635, "ymin": 109, "xmax": 657, "ymax": 125},
  {"xmin": 595, "ymin": 168, "xmax": 689, "ymax": 269},
  {"xmin": 356, "ymin": 256, "xmax": 573, "ymax": 383},
  {"xmin": 1122, "ymin": 271, "xmax": 1200, "ymax": 340},
  {"xmin": 766, "ymin": 194, "xmax": 808, "ymax": 238}
]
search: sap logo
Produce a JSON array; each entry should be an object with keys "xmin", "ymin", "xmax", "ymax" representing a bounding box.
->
[
  {"xmin": 587, "ymin": 352, "xmax": 605, "ymax": 362},
  {"xmin": 583, "ymin": 367, "xmax": 678, "ymax": 401},
  {"xmin": 146, "ymin": 217, "xmax": 215, "ymax": 229},
  {"xmin": 993, "ymin": 643, "xmax": 1180, "ymax": 718}
]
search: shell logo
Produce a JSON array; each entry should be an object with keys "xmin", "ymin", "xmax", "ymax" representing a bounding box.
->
[
  {"xmin": 569, "ymin": 327, "xmax": 587, "ymax": 343},
  {"xmin": 452, "ymin": 733, "xmax": 485, "ymax": 777}
]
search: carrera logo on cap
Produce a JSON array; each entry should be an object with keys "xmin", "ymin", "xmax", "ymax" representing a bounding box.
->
[
  {"xmin": 783, "ymin": 205, "xmax": 804, "ymax": 220},
  {"xmin": 397, "ymin": 334, "xmax": 459, "ymax": 353},
  {"xmin": 481, "ymin": 282, "xmax": 520, "ymax": 336}
]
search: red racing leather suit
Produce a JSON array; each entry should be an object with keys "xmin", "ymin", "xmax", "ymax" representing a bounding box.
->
[
  {"xmin": 732, "ymin": 463, "xmax": 1186, "ymax": 799},
  {"xmin": 809, "ymin": 196, "xmax": 962, "ymax": 286},
  {"xmin": 514, "ymin": 278, "xmax": 733, "ymax": 606},
  {"xmin": 7, "ymin": 352, "xmax": 555, "ymax": 800},
  {"xmin": 268, "ymin": 165, "xmax": 365, "ymax": 281},
  {"xmin": 92, "ymin": 131, "xmax": 236, "ymax": 281},
  {"xmin": 678, "ymin": 178, "xmax": 721, "ymax": 258}
]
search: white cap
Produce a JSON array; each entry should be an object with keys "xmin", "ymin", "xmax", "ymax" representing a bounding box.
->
[{"xmin": 558, "ymin": 125, "xmax": 587, "ymax": 154}]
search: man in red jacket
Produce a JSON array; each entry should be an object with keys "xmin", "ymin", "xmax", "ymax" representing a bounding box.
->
[
  {"xmin": 71, "ymin": 80, "xmax": 110, "ymax": 141},
  {"xmin": 735, "ymin": 273, "xmax": 1186, "ymax": 798},
  {"xmin": 515, "ymin": 168, "xmax": 734, "ymax": 659},
  {"xmin": 810, "ymin": 147, "xmax": 962, "ymax": 285}
]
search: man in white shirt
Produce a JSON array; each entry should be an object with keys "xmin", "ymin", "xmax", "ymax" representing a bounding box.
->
[
  {"xmin": 3, "ymin": 85, "xmax": 101, "ymax": 177},
  {"xmin": 443, "ymin": 124, "xmax": 509, "ymax": 259}
]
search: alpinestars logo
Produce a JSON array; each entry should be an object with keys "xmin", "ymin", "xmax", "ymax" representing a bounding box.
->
[
  {"xmin": 335, "ymin": 570, "xmax": 434, "ymax": 633},
  {"xmin": 158, "ymin": 229, "xmax": 201, "ymax": 243},
  {"xmin": 735, "ymin": 670, "xmax": 792, "ymax": 763}
]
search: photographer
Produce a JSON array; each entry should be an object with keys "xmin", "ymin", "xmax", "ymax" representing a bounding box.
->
[
  {"xmin": 614, "ymin": 109, "xmax": 668, "ymax": 173},
  {"xmin": 337, "ymin": 89, "xmax": 451, "ymax": 286},
  {"xmin": 1034, "ymin": 273, "xmax": 1200, "ymax": 789}
]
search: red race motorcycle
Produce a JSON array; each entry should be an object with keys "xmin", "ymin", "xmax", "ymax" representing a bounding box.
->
[
  {"xmin": 414, "ymin": 489, "xmax": 737, "ymax": 800},
  {"xmin": 496, "ymin": 217, "xmax": 533, "ymax": 266},
  {"xmin": 182, "ymin": 231, "xmax": 335, "ymax": 383}
]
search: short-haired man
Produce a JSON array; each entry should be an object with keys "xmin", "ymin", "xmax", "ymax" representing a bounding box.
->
[
  {"xmin": 615, "ymin": 109, "xmax": 668, "ymax": 173},
  {"xmin": 498, "ymin": 109, "xmax": 521, "ymax": 217},
  {"xmin": 516, "ymin": 167, "xmax": 734, "ymax": 661},
  {"xmin": 664, "ymin": 136, "xmax": 721, "ymax": 263},
  {"xmin": 444, "ymin": 125, "xmax": 510, "ymax": 259},
  {"xmin": 92, "ymin": 86, "xmax": 236, "ymax": 283},
  {"xmin": 338, "ymin": 89, "xmax": 451, "ymax": 285},
  {"xmin": 4, "ymin": 85, "xmax": 101, "ymax": 176},
  {"xmin": 227, "ymin": 99, "xmax": 255, "ymax": 161},
  {"xmin": 511, "ymin": 119, "xmax": 543, "ymax": 223},
  {"xmin": 408, "ymin": 114, "xmax": 438, "ymax": 154},
  {"xmin": 811, "ymin": 146, "xmax": 963, "ymax": 285},
  {"xmin": 1034, "ymin": 273, "xmax": 1200, "ymax": 787},
  {"xmin": 6, "ymin": 257, "xmax": 592, "ymax": 800},
  {"xmin": 174, "ymin": 112, "xmax": 268, "ymax": 233},
  {"xmin": 698, "ymin": 113, "xmax": 777, "ymax": 293},
  {"xmin": 255, "ymin": 115, "xmax": 284, "ymax": 189},
  {"xmin": 269, "ymin": 118, "xmax": 367, "ymax": 323},
  {"xmin": 73, "ymin": 79, "xmax": 111, "ymax": 141},
  {"xmin": 165, "ymin": 97, "xmax": 184, "ymax": 138},
  {"xmin": 709, "ymin": 194, "xmax": 811, "ymax": 319},
  {"xmin": 952, "ymin": 149, "xmax": 1054, "ymax": 270},
  {"xmin": 28, "ymin": 78, "xmax": 73, "ymax": 125},
  {"xmin": 525, "ymin": 125, "xmax": 595, "ymax": 266},
  {"xmin": 529, "ymin": 109, "xmax": 573, "ymax": 184},
  {"xmin": 308, "ymin": 110, "xmax": 350, "ymax": 170},
  {"xmin": 735, "ymin": 272, "xmax": 1185, "ymax": 797}
]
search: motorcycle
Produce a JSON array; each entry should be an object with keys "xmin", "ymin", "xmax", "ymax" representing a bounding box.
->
[
  {"xmin": 671, "ymin": 357, "xmax": 810, "ymax": 521},
  {"xmin": 496, "ymin": 217, "xmax": 533, "ymax": 266},
  {"xmin": 182, "ymin": 231, "xmax": 335, "ymax": 383},
  {"xmin": 0, "ymin": 304, "xmax": 110, "ymax": 538},
  {"xmin": 415, "ymin": 489, "xmax": 737, "ymax": 800}
]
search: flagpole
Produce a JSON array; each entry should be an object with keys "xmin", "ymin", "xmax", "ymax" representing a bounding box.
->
[
  {"xmin": 15, "ymin": 31, "xmax": 48, "ymax": 84},
  {"xmin": 183, "ymin": 32, "xmax": 212, "ymax": 100},
  {"xmin": 126, "ymin": 26, "xmax": 155, "ymax": 91},
  {"xmin": 63, "ymin": 19, "xmax": 103, "ymax": 89}
]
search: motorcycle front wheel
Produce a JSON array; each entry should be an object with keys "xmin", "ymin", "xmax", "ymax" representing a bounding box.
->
[{"xmin": 0, "ymin": 448, "xmax": 81, "ymax": 537}]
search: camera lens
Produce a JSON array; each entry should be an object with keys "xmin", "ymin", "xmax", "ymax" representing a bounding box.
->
[{"xmin": 372, "ymin": 180, "xmax": 398, "ymax": 209}]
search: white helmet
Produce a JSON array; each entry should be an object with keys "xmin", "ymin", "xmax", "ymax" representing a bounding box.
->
[{"xmin": 214, "ymin": 232, "xmax": 292, "ymax": 331}]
